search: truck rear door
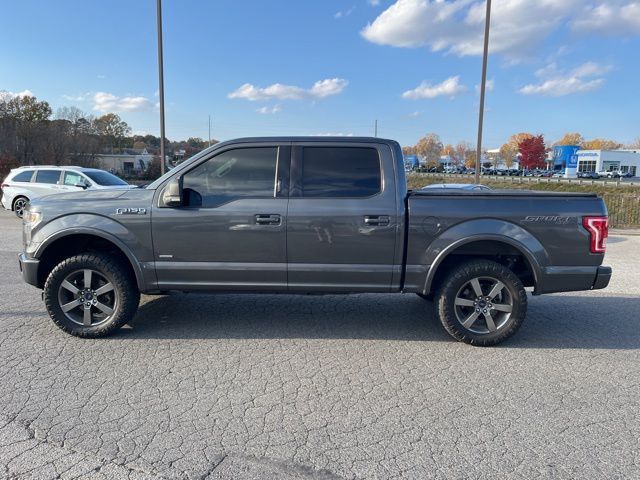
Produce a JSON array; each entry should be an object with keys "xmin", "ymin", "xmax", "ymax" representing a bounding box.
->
[{"xmin": 286, "ymin": 142, "xmax": 400, "ymax": 292}]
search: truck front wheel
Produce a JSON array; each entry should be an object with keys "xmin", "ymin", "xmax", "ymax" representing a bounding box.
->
[
  {"xmin": 435, "ymin": 259, "xmax": 527, "ymax": 346},
  {"xmin": 43, "ymin": 253, "xmax": 140, "ymax": 338}
]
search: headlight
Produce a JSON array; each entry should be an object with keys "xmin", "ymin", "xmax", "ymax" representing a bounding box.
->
[{"xmin": 23, "ymin": 210, "xmax": 42, "ymax": 227}]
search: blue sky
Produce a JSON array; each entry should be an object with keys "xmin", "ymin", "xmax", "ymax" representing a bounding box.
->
[{"xmin": 2, "ymin": 0, "xmax": 640, "ymax": 147}]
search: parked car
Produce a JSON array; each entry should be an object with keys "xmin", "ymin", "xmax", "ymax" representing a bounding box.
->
[
  {"xmin": 578, "ymin": 171, "xmax": 600, "ymax": 179},
  {"xmin": 1, "ymin": 166, "xmax": 134, "ymax": 218},
  {"xmin": 18, "ymin": 137, "xmax": 611, "ymax": 346},
  {"xmin": 597, "ymin": 170, "xmax": 621, "ymax": 179}
]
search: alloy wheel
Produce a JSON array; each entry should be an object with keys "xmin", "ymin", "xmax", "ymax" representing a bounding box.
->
[
  {"xmin": 453, "ymin": 276, "xmax": 513, "ymax": 334},
  {"xmin": 57, "ymin": 269, "xmax": 117, "ymax": 326}
]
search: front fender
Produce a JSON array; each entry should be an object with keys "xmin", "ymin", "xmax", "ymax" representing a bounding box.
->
[
  {"xmin": 29, "ymin": 213, "xmax": 151, "ymax": 291},
  {"xmin": 421, "ymin": 219, "xmax": 548, "ymax": 294}
]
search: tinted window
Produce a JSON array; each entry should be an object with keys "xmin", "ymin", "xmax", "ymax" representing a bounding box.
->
[
  {"xmin": 12, "ymin": 170, "xmax": 34, "ymax": 182},
  {"xmin": 64, "ymin": 171, "xmax": 85, "ymax": 186},
  {"xmin": 301, "ymin": 147, "xmax": 381, "ymax": 197},
  {"xmin": 35, "ymin": 170, "xmax": 61, "ymax": 184},
  {"xmin": 83, "ymin": 170, "xmax": 127, "ymax": 186},
  {"xmin": 182, "ymin": 147, "xmax": 278, "ymax": 207}
]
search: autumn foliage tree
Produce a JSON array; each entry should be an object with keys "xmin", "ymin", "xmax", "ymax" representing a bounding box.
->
[
  {"xmin": 555, "ymin": 132, "xmax": 584, "ymax": 146},
  {"xmin": 518, "ymin": 135, "xmax": 547, "ymax": 169}
]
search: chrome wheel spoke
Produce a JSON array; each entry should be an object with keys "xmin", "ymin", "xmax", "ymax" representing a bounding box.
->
[
  {"xmin": 454, "ymin": 297, "xmax": 475, "ymax": 307},
  {"xmin": 83, "ymin": 270, "xmax": 93, "ymax": 289},
  {"xmin": 83, "ymin": 307, "xmax": 92, "ymax": 326},
  {"xmin": 487, "ymin": 281, "xmax": 505, "ymax": 300},
  {"xmin": 61, "ymin": 298, "xmax": 81, "ymax": 312},
  {"xmin": 462, "ymin": 311, "xmax": 480, "ymax": 328},
  {"xmin": 95, "ymin": 302, "xmax": 114, "ymax": 315},
  {"xmin": 61, "ymin": 280, "xmax": 79, "ymax": 295},
  {"xmin": 469, "ymin": 278, "xmax": 483, "ymax": 297},
  {"xmin": 492, "ymin": 303, "xmax": 513, "ymax": 313},
  {"xmin": 484, "ymin": 311, "xmax": 497, "ymax": 332},
  {"xmin": 94, "ymin": 283, "xmax": 114, "ymax": 296}
]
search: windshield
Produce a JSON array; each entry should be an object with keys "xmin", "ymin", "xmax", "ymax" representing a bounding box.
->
[{"xmin": 83, "ymin": 170, "xmax": 128, "ymax": 186}]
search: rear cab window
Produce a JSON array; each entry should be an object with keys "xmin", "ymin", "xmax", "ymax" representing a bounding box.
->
[
  {"xmin": 11, "ymin": 170, "xmax": 35, "ymax": 182},
  {"xmin": 35, "ymin": 170, "xmax": 62, "ymax": 184},
  {"xmin": 299, "ymin": 147, "xmax": 381, "ymax": 198}
]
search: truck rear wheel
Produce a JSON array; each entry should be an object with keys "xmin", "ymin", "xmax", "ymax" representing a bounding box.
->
[
  {"xmin": 435, "ymin": 259, "xmax": 527, "ymax": 346},
  {"xmin": 43, "ymin": 253, "xmax": 140, "ymax": 338}
]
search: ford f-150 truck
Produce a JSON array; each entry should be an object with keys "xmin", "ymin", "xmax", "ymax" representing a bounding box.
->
[{"xmin": 18, "ymin": 137, "xmax": 612, "ymax": 345}]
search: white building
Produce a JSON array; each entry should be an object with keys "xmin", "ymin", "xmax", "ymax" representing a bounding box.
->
[
  {"xmin": 94, "ymin": 150, "xmax": 153, "ymax": 175},
  {"xmin": 575, "ymin": 149, "xmax": 640, "ymax": 177}
]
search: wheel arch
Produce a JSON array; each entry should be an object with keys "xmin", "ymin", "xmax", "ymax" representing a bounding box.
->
[
  {"xmin": 34, "ymin": 229, "xmax": 144, "ymax": 290},
  {"xmin": 422, "ymin": 221, "xmax": 547, "ymax": 295}
]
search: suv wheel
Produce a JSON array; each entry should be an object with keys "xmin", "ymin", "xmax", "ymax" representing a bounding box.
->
[
  {"xmin": 435, "ymin": 259, "xmax": 527, "ymax": 346},
  {"xmin": 13, "ymin": 197, "xmax": 28, "ymax": 218},
  {"xmin": 43, "ymin": 253, "xmax": 140, "ymax": 338}
]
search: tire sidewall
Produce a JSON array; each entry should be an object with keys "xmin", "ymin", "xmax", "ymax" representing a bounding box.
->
[{"xmin": 13, "ymin": 197, "xmax": 28, "ymax": 218}]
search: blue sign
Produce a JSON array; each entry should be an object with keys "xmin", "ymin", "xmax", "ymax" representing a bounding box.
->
[{"xmin": 553, "ymin": 145, "xmax": 580, "ymax": 168}]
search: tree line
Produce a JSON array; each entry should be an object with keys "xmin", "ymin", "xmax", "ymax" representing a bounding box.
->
[
  {"xmin": 0, "ymin": 93, "xmax": 214, "ymax": 178},
  {"xmin": 403, "ymin": 132, "xmax": 640, "ymax": 171}
]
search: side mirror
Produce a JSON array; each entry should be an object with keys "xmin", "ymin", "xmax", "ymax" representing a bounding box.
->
[
  {"xmin": 74, "ymin": 182, "xmax": 88, "ymax": 189},
  {"xmin": 161, "ymin": 178, "xmax": 182, "ymax": 207}
]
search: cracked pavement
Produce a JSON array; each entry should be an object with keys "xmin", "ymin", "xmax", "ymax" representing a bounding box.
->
[{"xmin": 0, "ymin": 210, "xmax": 639, "ymax": 479}]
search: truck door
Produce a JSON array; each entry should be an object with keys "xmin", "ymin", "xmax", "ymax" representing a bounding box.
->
[
  {"xmin": 151, "ymin": 143, "xmax": 290, "ymax": 291},
  {"xmin": 286, "ymin": 143, "xmax": 399, "ymax": 292}
]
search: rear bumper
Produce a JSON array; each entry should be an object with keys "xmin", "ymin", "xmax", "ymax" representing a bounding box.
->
[
  {"xmin": 18, "ymin": 253, "xmax": 40, "ymax": 288},
  {"xmin": 537, "ymin": 265, "xmax": 611, "ymax": 294}
]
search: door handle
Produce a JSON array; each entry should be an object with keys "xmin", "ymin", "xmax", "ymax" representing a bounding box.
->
[
  {"xmin": 255, "ymin": 214, "xmax": 281, "ymax": 225},
  {"xmin": 364, "ymin": 215, "xmax": 390, "ymax": 226}
]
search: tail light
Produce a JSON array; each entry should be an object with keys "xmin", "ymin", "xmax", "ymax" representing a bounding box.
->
[
  {"xmin": 0, "ymin": 183, "xmax": 8, "ymax": 190},
  {"xmin": 582, "ymin": 216, "xmax": 608, "ymax": 253}
]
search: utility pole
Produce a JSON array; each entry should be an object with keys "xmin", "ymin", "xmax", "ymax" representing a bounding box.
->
[
  {"xmin": 208, "ymin": 115, "xmax": 212, "ymax": 147},
  {"xmin": 374, "ymin": 119, "xmax": 378, "ymax": 137},
  {"xmin": 475, "ymin": 0, "xmax": 491, "ymax": 185},
  {"xmin": 156, "ymin": 0, "xmax": 166, "ymax": 175}
]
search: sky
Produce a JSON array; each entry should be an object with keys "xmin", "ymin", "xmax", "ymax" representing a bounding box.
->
[{"xmin": 1, "ymin": 0, "xmax": 640, "ymax": 148}]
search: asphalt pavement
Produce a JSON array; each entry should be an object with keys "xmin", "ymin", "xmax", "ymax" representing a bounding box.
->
[{"xmin": 0, "ymin": 210, "xmax": 638, "ymax": 479}]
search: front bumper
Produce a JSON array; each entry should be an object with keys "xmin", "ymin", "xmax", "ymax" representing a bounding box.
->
[{"xmin": 18, "ymin": 253, "xmax": 40, "ymax": 288}]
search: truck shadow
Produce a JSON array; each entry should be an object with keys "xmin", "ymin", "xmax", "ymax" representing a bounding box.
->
[{"xmin": 118, "ymin": 293, "xmax": 640, "ymax": 350}]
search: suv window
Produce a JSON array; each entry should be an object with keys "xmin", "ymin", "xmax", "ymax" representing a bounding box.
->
[
  {"xmin": 12, "ymin": 170, "xmax": 34, "ymax": 182},
  {"xmin": 35, "ymin": 169, "xmax": 62, "ymax": 184},
  {"xmin": 64, "ymin": 171, "xmax": 85, "ymax": 186},
  {"xmin": 301, "ymin": 147, "xmax": 381, "ymax": 198},
  {"xmin": 182, "ymin": 147, "xmax": 278, "ymax": 207}
]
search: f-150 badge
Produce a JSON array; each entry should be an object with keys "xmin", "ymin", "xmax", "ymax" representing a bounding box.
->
[{"xmin": 115, "ymin": 208, "xmax": 147, "ymax": 215}]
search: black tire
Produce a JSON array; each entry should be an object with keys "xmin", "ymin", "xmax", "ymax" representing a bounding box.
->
[
  {"xmin": 435, "ymin": 259, "xmax": 527, "ymax": 346},
  {"xmin": 43, "ymin": 253, "xmax": 140, "ymax": 338},
  {"xmin": 13, "ymin": 196, "xmax": 29, "ymax": 218}
]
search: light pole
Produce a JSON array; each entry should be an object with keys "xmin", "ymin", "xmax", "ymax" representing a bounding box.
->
[
  {"xmin": 156, "ymin": 0, "xmax": 166, "ymax": 175},
  {"xmin": 475, "ymin": 0, "xmax": 491, "ymax": 185}
]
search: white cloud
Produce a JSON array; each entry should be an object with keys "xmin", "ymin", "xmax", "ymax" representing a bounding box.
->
[
  {"xmin": 402, "ymin": 76, "xmax": 467, "ymax": 99},
  {"xmin": 408, "ymin": 111, "xmax": 421, "ymax": 118},
  {"xmin": 572, "ymin": 2, "xmax": 640, "ymax": 35},
  {"xmin": 361, "ymin": 0, "xmax": 581, "ymax": 60},
  {"xmin": 368, "ymin": 0, "xmax": 381, "ymax": 5},
  {"xmin": 228, "ymin": 78, "xmax": 348, "ymax": 101},
  {"xmin": 0, "ymin": 89, "xmax": 34, "ymax": 101},
  {"xmin": 93, "ymin": 92, "xmax": 152, "ymax": 112},
  {"xmin": 257, "ymin": 105, "xmax": 282, "ymax": 114},
  {"xmin": 62, "ymin": 92, "xmax": 91, "ymax": 102},
  {"xmin": 519, "ymin": 61, "xmax": 612, "ymax": 96},
  {"xmin": 335, "ymin": 6, "xmax": 355, "ymax": 19}
]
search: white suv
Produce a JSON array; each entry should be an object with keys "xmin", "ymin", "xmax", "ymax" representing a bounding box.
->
[{"xmin": 1, "ymin": 166, "xmax": 134, "ymax": 218}]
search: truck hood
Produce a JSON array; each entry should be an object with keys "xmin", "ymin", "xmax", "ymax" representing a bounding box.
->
[{"xmin": 30, "ymin": 188, "xmax": 134, "ymax": 208}]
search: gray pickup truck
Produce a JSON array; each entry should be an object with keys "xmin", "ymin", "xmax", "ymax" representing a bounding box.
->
[{"xmin": 18, "ymin": 137, "xmax": 611, "ymax": 345}]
